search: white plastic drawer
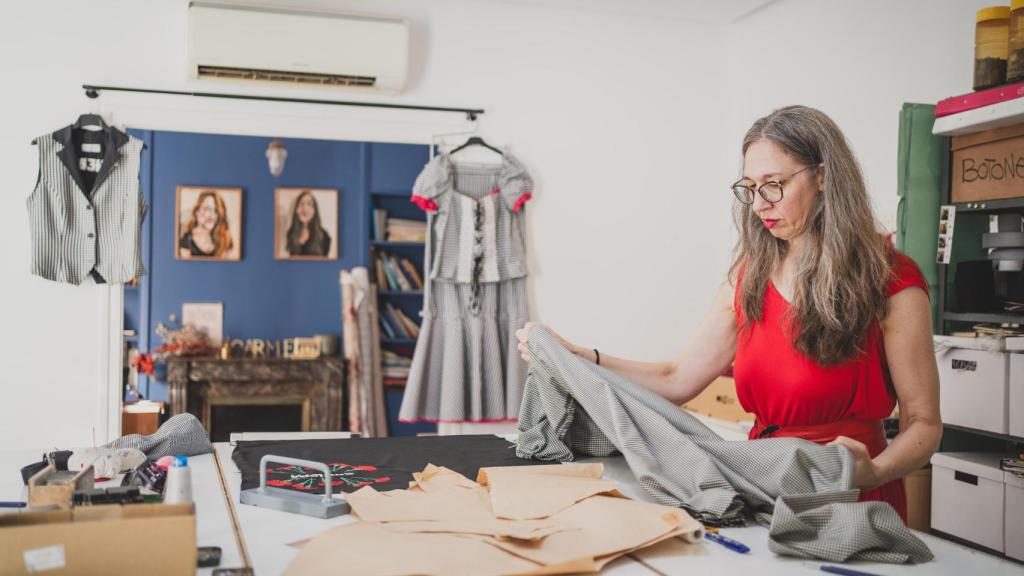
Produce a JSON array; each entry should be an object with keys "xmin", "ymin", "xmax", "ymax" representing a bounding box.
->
[
  {"xmin": 936, "ymin": 347, "xmax": 1009, "ymax": 434},
  {"xmin": 931, "ymin": 452, "xmax": 1004, "ymax": 552},
  {"xmin": 1011, "ymin": 354, "xmax": 1024, "ymax": 438},
  {"xmin": 1006, "ymin": 472, "xmax": 1024, "ymax": 561}
]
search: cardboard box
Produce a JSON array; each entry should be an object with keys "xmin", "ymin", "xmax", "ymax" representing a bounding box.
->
[
  {"xmin": 0, "ymin": 504, "xmax": 196, "ymax": 575},
  {"xmin": 27, "ymin": 463, "xmax": 93, "ymax": 509},
  {"xmin": 682, "ymin": 376, "xmax": 754, "ymax": 423},
  {"xmin": 951, "ymin": 123, "xmax": 1024, "ymax": 204},
  {"xmin": 904, "ymin": 467, "xmax": 931, "ymax": 532}
]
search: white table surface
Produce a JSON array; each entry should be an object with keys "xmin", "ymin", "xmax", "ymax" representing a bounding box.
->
[{"xmin": 4, "ymin": 432, "xmax": 1024, "ymax": 575}]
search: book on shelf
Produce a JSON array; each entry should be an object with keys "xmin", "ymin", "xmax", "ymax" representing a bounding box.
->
[
  {"xmin": 375, "ymin": 251, "xmax": 423, "ymax": 292},
  {"xmin": 373, "ymin": 209, "xmax": 388, "ymax": 242},
  {"xmin": 388, "ymin": 255, "xmax": 414, "ymax": 292},
  {"xmin": 382, "ymin": 303, "xmax": 411, "ymax": 339},
  {"xmin": 387, "ymin": 233, "xmax": 426, "ymax": 243},
  {"xmin": 383, "ymin": 350, "xmax": 412, "ymax": 366},
  {"xmin": 375, "ymin": 258, "xmax": 388, "ymax": 289},
  {"xmin": 386, "ymin": 217, "xmax": 427, "ymax": 242},
  {"xmin": 391, "ymin": 306, "xmax": 420, "ymax": 339},
  {"xmin": 379, "ymin": 254, "xmax": 402, "ymax": 291},
  {"xmin": 379, "ymin": 315, "xmax": 397, "ymax": 339},
  {"xmin": 400, "ymin": 257, "xmax": 424, "ymax": 290}
]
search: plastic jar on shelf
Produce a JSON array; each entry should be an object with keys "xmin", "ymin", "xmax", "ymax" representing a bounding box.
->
[
  {"xmin": 975, "ymin": 6, "xmax": 1011, "ymax": 91},
  {"xmin": 1009, "ymin": 0, "xmax": 1024, "ymax": 82}
]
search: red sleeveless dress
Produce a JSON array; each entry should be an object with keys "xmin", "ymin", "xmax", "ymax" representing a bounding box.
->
[{"xmin": 732, "ymin": 251, "xmax": 927, "ymax": 522}]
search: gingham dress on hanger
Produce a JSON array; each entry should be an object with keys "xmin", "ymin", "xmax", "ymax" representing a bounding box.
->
[{"xmin": 398, "ymin": 153, "xmax": 533, "ymax": 423}]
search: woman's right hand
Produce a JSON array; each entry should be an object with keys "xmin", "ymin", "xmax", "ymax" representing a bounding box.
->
[{"xmin": 515, "ymin": 322, "xmax": 584, "ymax": 363}]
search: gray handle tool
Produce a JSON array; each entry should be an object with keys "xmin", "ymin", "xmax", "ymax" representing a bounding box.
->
[{"xmin": 257, "ymin": 454, "xmax": 335, "ymax": 504}]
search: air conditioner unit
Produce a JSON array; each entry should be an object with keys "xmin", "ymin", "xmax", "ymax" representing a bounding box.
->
[{"xmin": 188, "ymin": 2, "xmax": 409, "ymax": 93}]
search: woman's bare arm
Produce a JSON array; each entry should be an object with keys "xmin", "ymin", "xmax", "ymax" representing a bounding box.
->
[
  {"xmin": 832, "ymin": 286, "xmax": 942, "ymax": 489},
  {"xmin": 516, "ymin": 281, "xmax": 737, "ymax": 405}
]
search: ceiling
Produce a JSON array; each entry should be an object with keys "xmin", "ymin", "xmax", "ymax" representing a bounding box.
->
[{"xmin": 476, "ymin": 0, "xmax": 779, "ymax": 25}]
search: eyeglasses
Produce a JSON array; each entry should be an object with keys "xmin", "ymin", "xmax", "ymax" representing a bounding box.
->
[{"xmin": 731, "ymin": 165, "xmax": 815, "ymax": 205}]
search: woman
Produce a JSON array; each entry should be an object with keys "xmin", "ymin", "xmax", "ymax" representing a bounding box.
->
[
  {"xmin": 515, "ymin": 105, "xmax": 941, "ymax": 521},
  {"xmin": 286, "ymin": 190, "xmax": 331, "ymax": 257},
  {"xmin": 179, "ymin": 190, "xmax": 233, "ymax": 258}
]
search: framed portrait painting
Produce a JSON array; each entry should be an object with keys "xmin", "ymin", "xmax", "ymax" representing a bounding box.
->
[
  {"xmin": 176, "ymin": 186, "xmax": 243, "ymax": 261},
  {"xmin": 275, "ymin": 188, "xmax": 339, "ymax": 260}
]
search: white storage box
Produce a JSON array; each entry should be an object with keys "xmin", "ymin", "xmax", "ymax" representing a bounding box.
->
[
  {"xmin": 1006, "ymin": 471, "xmax": 1024, "ymax": 561},
  {"xmin": 936, "ymin": 346, "xmax": 1009, "ymax": 434},
  {"xmin": 931, "ymin": 452, "xmax": 1005, "ymax": 552},
  {"xmin": 1008, "ymin": 337, "xmax": 1024, "ymax": 352},
  {"xmin": 1012, "ymin": 353, "xmax": 1024, "ymax": 438}
]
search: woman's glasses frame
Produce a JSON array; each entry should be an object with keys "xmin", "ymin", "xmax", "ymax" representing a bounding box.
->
[{"xmin": 731, "ymin": 165, "xmax": 815, "ymax": 205}]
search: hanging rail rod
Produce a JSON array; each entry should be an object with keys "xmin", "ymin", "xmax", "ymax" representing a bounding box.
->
[{"xmin": 82, "ymin": 84, "xmax": 484, "ymax": 121}]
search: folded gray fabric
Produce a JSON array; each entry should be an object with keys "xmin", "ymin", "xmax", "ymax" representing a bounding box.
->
[
  {"xmin": 516, "ymin": 326, "xmax": 932, "ymax": 564},
  {"xmin": 105, "ymin": 413, "xmax": 213, "ymax": 459}
]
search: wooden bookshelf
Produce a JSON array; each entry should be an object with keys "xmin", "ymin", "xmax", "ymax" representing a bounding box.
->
[{"xmin": 368, "ymin": 186, "xmax": 432, "ymax": 436}]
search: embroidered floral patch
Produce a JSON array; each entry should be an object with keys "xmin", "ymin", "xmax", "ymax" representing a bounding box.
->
[{"xmin": 264, "ymin": 463, "xmax": 391, "ymax": 492}]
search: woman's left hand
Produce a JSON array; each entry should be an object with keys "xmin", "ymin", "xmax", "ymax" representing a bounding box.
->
[{"xmin": 828, "ymin": 435, "xmax": 883, "ymax": 490}]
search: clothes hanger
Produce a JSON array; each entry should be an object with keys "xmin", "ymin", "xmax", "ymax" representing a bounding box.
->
[
  {"xmin": 448, "ymin": 135, "xmax": 503, "ymax": 156},
  {"xmin": 431, "ymin": 128, "xmax": 477, "ymax": 159},
  {"xmin": 74, "ymin": 113, "xmax": 107, "ymax": 132}
]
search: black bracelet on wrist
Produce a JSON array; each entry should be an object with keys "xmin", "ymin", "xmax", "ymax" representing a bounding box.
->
[{"xmin": 593, "ymin": 348, "xmax": 600, "ymax": 366}]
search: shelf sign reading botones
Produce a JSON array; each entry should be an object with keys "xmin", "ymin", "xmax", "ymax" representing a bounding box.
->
[{"xmin": 952, "ymin": 123, "xmax": 1024, "ymax": 203}]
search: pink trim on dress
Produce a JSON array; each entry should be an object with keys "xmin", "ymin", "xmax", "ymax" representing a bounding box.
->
[
  {"xmin": 511, "ymin": 192, "xmax": 533, "ymax": 212},
  {"xmin": 410, "ymin": 194, "xmax": 438, "ymax": 212}
]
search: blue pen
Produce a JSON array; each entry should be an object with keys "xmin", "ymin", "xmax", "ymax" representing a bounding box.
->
[
  {"xmin": 704, "ymin": 531, "xmax": 750, "ymax": 553},
  {"xmin": 813, "ymin": 564, "xmax": 881, "ymax": 576},
  {"xmin": 0, "ymin": 502, "xmax": 27, "ymax": 508}
]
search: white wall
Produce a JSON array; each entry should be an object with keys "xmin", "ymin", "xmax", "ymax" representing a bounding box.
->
[
  {"xmin": 0, "ymin": 0, "xmax": 981, "ymax": 449},
  {"xmin": 726, "ymin": 0, "xmax": 990, "ymax": 229}
]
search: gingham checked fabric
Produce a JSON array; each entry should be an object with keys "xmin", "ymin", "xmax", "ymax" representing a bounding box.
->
[
  {"xmin": 106, "ymin": 413, "xmax": 212, "ymax": 459},
  {"xmin": 411, "ymin": 152, "xmax": 532, "ymax": 283},
  {"xmin": 29, "ymin": 125, "xmax": 146, "ymax": 285},
  {"xmin": 400, "ymin": 153, "xmax": 532, "ymax": 423},
  {"xmin": 516, "ymin": 325, "xmax": 933, "ymax": 564}
]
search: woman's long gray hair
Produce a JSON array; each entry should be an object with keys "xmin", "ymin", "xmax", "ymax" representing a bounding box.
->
[{"xmin": 729, "ymin": 105, "xmax": 893, "ymax": 365}]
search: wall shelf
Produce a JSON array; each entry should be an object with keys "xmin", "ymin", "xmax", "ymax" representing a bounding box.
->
[
  {"xmin": 944, "ymin": 311, "xmax": 1024, "ymax": 324},
  {"xmin": 368, "ymin": 154, "xmax": 433, "ymax": 437},
  {"xmin": 944, "ymin": 423, "xmax": 1024, "ymax": 444},
  {"xmin": 370, "ymin": 241, "xmax": 424, "ymax": 248},
  {"xmin": 952, "ymin": 197, "xmax": 1024, "ymax": 213},
  {"xmin": 933, "ymin": 94, "xmax": 1024, "ymax": 136}
]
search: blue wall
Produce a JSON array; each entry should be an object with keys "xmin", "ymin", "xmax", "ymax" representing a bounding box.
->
[{"xmin": 130, "ymin": 130, "xmax": 430, "ymax": 431}]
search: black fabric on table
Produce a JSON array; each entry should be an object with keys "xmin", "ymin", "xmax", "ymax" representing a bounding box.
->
[{"xmin": 232, "ymin": 435, "xmax": 549, "ymax": 495}]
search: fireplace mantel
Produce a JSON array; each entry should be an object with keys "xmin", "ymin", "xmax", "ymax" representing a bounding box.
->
[{"xmin": 166, "ymin": 356, "xmax": 345, "ymax": 435}]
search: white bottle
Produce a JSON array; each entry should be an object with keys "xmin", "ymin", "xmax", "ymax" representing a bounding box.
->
[{"xmin": 163, "ymin": 455, "xmax": 193, "ymax": 505}]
